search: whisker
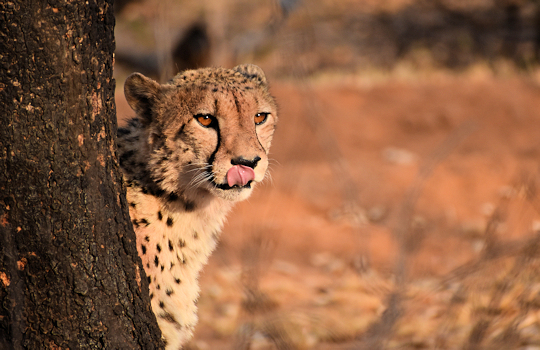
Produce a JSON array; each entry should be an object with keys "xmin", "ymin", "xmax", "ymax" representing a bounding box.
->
[
  {"xmin": 187, "ymin": 171, "xmax": 214, "ymax": 190},
  {"xmin": 184, "ymin": 165, "xmax": 211, "ymax": 174},
  {"xmin": 188, "ymin": 171, "xmax": 210, "ymax": 187},
  {"xmin": 189, "ymin": 173, "xmax": 213, "ymax": 190},
  {"xmin": 262, "ymin": 171, "xmax": 275, "ymax": 187},
  {"xmin": 268, "ymin": 158, "xmax": 281, "ymax": 167}
]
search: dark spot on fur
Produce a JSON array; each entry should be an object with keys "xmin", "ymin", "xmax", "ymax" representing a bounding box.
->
[
  {"xmin": 157, "ymin": 284, "xmax": 161, "ymax": 290},
  {"xmin": 161, "ymin": 265, "xmax": 164, "ymax": 271},
  {"xmin": 157, "ymin": 244, "xmax": 161, "ymax": 252},
  {"xmin": 167, "ymin": 217, "xmax": 173, "ymax": 226},
  {"xmin": 147, "ymin": 276, "xmax": 151, "ymax": 284},
  {"xmin": 128, "ymin": 118, "xmax": 141, "ymax": 128},
  {"xmin": 212, "ymin": 87, "xmax": 218, "ymax": 92},
  {"xmin": 144, "ymin": 235, "xmax": 150, "ymax": 242},
  {"xmin": 167, "ymin": 192, "xmax": 178, "ymax": 202},
  {"xmin": 129, "ymin": 202, "xmax": 136, "ymax": 208},
  {"xmin": 140, "ymin": 218, "xmax": 149, "ymax": 226},
  {"xmin": 119, "ymin": 150, "xmax": 134, "ymax": 165},
  {"xmin": 154, "ymin": 255, "xmax": 159, "ymax": 267},
  {"xmin": 168, "ymin": 240, "xmax": 173, "ymax": 251},
  {"xmin": 175, "ymin": 278, "xmax": 181, "ymax": 284},
  {"xmin": 118, "ymin": 127, "xmax": 131, "ymax": 136},
  {"xmin": 159, "ymin": 301, "xmax": 165, "ymax": 308},
  {"xmin": 158, "ymin": 211, "xmax": 163, "ymax": 221},
  {"xmin": 179, "ymin": 239, "xmax": 186, "ymax": 248},
  {"xmin": 193, "ymin": 232, "xmax": 198, "ymax": 239},
  {"xmin": 132, "ymin": 219, "xmax": 139, "ymax": 228},
  {"xmin": 185, "ymin": 200, "xmax": 196, "ymax": 212},
  {"xmin": 141, "ymin": 187, "xmax": 148, "ymax": 194},
  {"xmin": 177, "ymin": 254, "xmax": 186, "ymax": 264},
  {"xmin": 174, "ymin": 125, "xmax": 185, "ymax": 140},
  {"xmin": 150, "ymin": 293, "xmax": 154, "ymax": 299},
  {"xmin": 149, "ymin": 186, "xmax": 165, "ymax": 197},
  {"xmin": 166, "ymin": 289, "xmax": 173, "ymax": 296},
  {"xmin": 159, "ymin": 312, "xmax": 180, "ymax": 327},
  {"xmin": 170, "ymin": 262, "xmax": 175, "ymax": 269},
  {"xmin": 146, "ymin": 263, "xmax": 150, "ymax": 268},
  {"xmin": 141, "ymin": 245, "xmax": 146, "ymax": 255}
]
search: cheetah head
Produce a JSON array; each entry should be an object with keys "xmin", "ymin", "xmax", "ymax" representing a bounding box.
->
[{"xmin": 124, "ymin": 64, "xmax": 278, "ymax": 204}]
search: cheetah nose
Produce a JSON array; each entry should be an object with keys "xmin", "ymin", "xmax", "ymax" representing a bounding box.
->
[{"xmin": 227, "ymin": 165, "xmax": 255, "ymax": 187}]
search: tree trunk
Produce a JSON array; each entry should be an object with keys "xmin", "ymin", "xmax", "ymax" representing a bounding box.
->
[{"xmin": 0, "ymin": 1, "xmax": 163, "ymax": 348}]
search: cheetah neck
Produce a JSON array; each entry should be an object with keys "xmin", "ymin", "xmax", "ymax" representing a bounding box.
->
[{"xmin": 126, "ymin": 181, "xmax": 234, "ymax": 349}]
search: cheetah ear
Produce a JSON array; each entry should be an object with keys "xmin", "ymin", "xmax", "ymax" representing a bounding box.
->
[
  {"xmin": 233, "ymin": 64, "xmax": 267, "ymax": 85},
  {"xmin": 124, "ymin": 73, "xmax": 161, "ymax": 123}
]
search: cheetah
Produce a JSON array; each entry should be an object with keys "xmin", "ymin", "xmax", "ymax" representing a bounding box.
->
[{"xmin": 117, "ymin": 64, "xmax": 278, "ymax": 349}]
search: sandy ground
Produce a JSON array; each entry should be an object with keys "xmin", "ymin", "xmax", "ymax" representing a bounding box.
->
[{"xmin": 116, "ymin": 68, "xmax": 540, "ymax": 349}]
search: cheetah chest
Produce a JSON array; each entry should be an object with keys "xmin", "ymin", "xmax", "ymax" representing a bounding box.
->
[{"xmin": 128, "ymin": 190, "xmax": 230, "ymax": 347}]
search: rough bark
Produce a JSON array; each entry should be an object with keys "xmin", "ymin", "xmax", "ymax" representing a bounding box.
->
[{"xmin": 0, "ymin": 1, "xmax": 163, "ymax": 348}]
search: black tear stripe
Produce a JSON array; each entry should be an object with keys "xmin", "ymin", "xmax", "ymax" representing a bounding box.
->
[{"xmin": 206, "ymin": 109, "xmax": 221, "ymax": 170}]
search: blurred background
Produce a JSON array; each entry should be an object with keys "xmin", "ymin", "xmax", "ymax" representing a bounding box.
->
[{"xmin": 114, "ymin": 1, "xmax": 540, "ymax": 349}]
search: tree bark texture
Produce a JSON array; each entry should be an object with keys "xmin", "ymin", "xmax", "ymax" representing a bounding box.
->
[{"xmin": 0, "ymin": 1, "xmax": 163, "ymax": 349}]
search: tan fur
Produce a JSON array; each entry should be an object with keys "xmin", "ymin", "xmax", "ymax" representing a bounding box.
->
[{"xmin": 117, "ymin": 65, "xmax": 277, "ymax": 349}]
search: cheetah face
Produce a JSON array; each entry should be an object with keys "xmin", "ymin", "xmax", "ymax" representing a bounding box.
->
[{"xmin": 124, "ymin": 65, "xmax": 278, "ymax": 204}]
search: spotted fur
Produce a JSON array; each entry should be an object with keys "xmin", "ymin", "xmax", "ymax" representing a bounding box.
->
[{"xmin": 117, "ymin": 65, "xmax": 278, "ymax": 349}]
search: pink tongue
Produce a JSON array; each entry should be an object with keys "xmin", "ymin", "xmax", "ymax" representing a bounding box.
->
[{"xmin": 226, "ymin": 165, "xmax": 255, "ymax": 187}]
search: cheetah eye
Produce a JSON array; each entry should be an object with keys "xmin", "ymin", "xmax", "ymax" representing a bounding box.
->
[
  {"xmin": 254, "ymin": 112, "xmax": 269, "ymax": 126},
  {"xmin": 195, "ymin": 114, "xmax": 216, "ymax": 128}
]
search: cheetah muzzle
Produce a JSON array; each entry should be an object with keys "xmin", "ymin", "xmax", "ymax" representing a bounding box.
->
[{"xmin": 117, "ymin": 64, "xmax": 278, "ymax": 349}]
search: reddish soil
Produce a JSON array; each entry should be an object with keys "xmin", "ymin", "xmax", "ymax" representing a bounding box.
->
[{"xmin": 116, "ymin": 69, "xmax": 540, "ymax": 349}]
